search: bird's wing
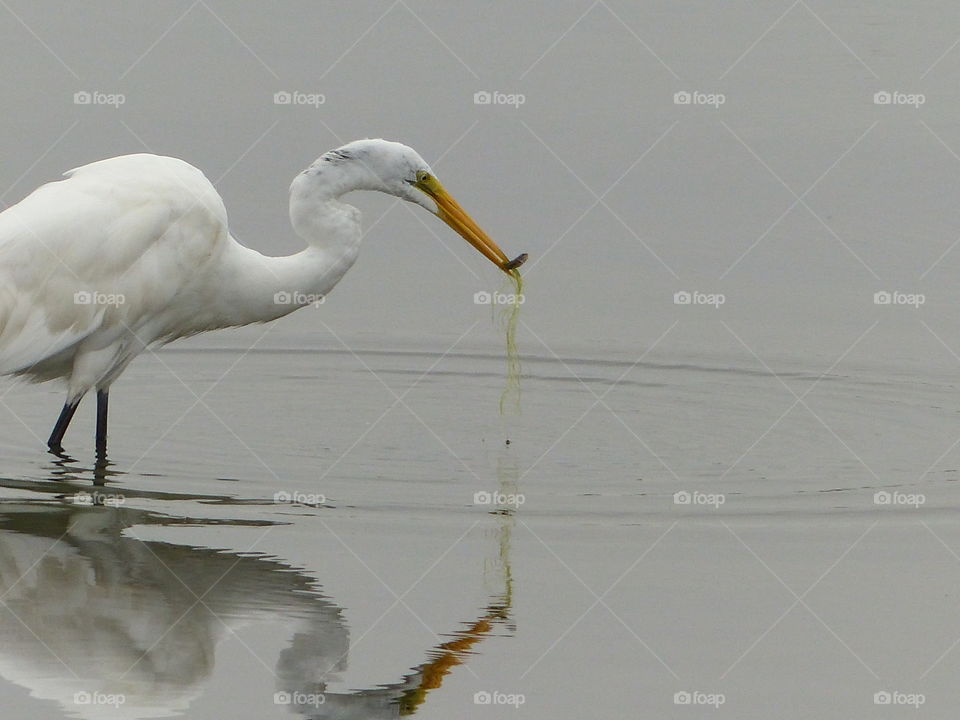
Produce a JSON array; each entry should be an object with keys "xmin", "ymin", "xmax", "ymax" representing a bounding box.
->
[{"xmin": 0, "ymin": 154, "xmax": 228, "ymax": 376}]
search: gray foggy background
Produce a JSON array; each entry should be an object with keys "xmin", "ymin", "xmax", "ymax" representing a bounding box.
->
[
  {"xmin": 3, "ymin": 1, "xmax": 960, "ymax": 372},
  {"xmin": 5, "ymin": 3, "xmax": 960, "ymax": 720}
]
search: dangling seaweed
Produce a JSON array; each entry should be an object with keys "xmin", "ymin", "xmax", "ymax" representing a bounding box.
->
[{"xmin": 497, "ymin": 269, "xmax": 523, "ymax": 415}]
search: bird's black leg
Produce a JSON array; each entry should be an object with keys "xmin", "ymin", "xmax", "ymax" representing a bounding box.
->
[
  {"xmin": 47, "ymin": 398, "xmax": 80, "ymax": 454},
  {"xmin": 95, "ymin": 389, "xmax": 108, "ymax": 459}
]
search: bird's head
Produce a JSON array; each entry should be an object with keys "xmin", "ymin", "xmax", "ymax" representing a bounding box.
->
[{"xmin": 303, "ymin": 139, "xmax": 526, "ymax": 273}]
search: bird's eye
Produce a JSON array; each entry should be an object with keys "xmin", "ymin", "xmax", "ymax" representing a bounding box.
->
[{"xmin": 417, "ymin": 171, "xmax": 430, "ymax": 183}]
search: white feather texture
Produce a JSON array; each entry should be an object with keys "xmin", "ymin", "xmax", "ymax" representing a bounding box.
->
[{"xmin": 0, "ymin": 141, "xmax": 434, "ymax": 403}]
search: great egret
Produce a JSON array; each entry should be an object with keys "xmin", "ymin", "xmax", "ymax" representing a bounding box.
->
[{"xmin": 0, "ymin": 139, "xmax": 526, "ymax": 457}]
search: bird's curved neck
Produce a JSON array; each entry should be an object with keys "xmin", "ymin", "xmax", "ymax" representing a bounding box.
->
[
  {"xmin": 206, "ymin": 240, "xmax": 355, "ymax": 330},
  {"xmin": 288, "ymin": 163, "xmax": 373, "ymax": 246},
  {"xmin": 206, "ymin": 203, "xmax": 360, "ymax": 331},
  {"xmin": 197, "ymin": 167, "xmax": 368, "ymax": 332}
]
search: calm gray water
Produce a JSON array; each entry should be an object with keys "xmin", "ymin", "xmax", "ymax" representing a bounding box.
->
[
  {"xmin": 1, "ymin": 347, "xmax": 959, "ymax": 718},
  {"xmin": 4, "ymin": 0, "xmax": 960, "ymax": 717}
]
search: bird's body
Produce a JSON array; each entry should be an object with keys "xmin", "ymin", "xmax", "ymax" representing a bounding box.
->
[
  {"xmin": 0, "ymin": 153, "xmax": 354, "ymax": 395},
  {"xmin": 0, "ymin": 139, "xmax": 524, "ymax": 456}
]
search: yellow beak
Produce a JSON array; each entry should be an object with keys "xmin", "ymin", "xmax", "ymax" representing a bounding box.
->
[{"xmin": 416, "ymin": 176, "xmax": 527, "ymax": 274}]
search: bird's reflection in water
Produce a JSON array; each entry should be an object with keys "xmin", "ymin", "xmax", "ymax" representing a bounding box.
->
[
  {"xmin": 356, "ymin": 456, "xmax": 517, "ymax": 719},
  {"xmin": 49, "ymin": 450, "xmax": 120, "ymax": 486},
  {"xmin": 0, "ymin": 458, "xmax": 516, "ymax": 719},
  {"xmin": 0, "ymin": 502, "xmax": 334, "ymax": 719}
]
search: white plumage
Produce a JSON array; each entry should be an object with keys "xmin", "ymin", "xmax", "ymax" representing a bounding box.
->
[
  {"xmin": 0, "ymin": 155, "xmax": 229, "ymax": 387},
  {"xmin": 0, "ymin": 139, "xmax": 522, "ymax": 456}
]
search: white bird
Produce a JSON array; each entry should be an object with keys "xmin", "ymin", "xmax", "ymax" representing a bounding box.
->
[{"xmin": 0, "ymin": 139, "xmax": 526, "ymax": 457}]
